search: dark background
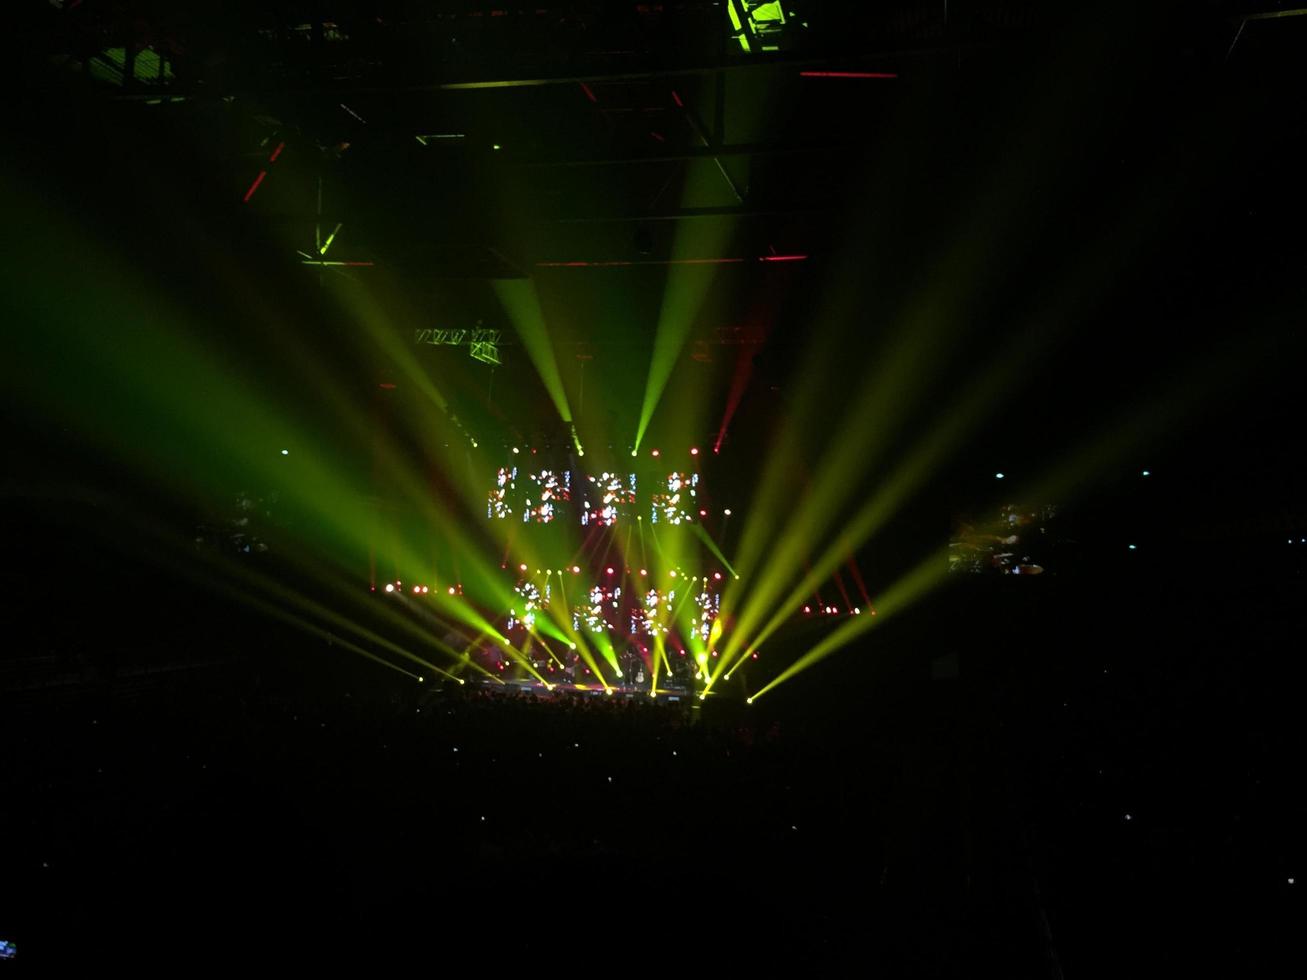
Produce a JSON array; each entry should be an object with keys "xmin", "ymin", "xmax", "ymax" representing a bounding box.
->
[{"xmin": 3, "ymin": 2, "xmax": 1305, "ymax": 973}]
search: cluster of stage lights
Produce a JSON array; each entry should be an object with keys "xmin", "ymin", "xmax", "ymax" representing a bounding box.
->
[
  {"xmin": 504, "ymin": 444, "xmax": 705, "ymax": 462},
  {"xmin": 380, "ymin": 580, "xmax": 462, "ymax": 596},
  {"xmin": 802, "ymin": 604, "xmax": 871, "ymax": 616}
]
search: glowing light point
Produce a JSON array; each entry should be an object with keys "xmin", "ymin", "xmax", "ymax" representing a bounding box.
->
[
  {"xmin": 1128, "ymin": 544, "xmax": 1137, "ymax": 550},
  {"xmin": 605, "ymin": 567, "xmax": 614, "ymax": 575},
  {"xmin": 713, "ymin": 572, "xmax": 722, "ymax": 581},
  {"xmin": 385, "ymin": 584, "xmax": 395, "ymax": 593},
  {"xmin": 512, "ymin": 447, "xmax": 520, "ymax": 454},
  {"xmin": 639, "ymin": 569, "xmax": 647, "ymax": 576},
  {"xmin": 651, "ymin": 449, "xmax": 660, "ymax": 457},
  {"xmin": 418, "ymin": 676, "xmax": 424, "ymax": 682},
  {"xmin": 520, "ymin": 563, "xmax": 528, "ymax": 571},
  {"xmin": 746, "ymin": 698, "xmax": 753, "ymax": 705},
  {"xmin": 568, "ymin": 642, "xmax": 577, "ymax": 650},
  {"xmin": 690, "ymin": 447, "xmax": 699, "ymax": 455},
  {"xmin": 1142, "ymin": 470, "xmax": 1150, "ymax": 476},
  {"xmin": 803, "ymin": 605, "xmax": 810, "ymax": 613},
  {"xmin": 723, "ymin": 508, "xmax": 732, "ymax": 516},
  {"xmin": 280, "ymin": 449, "xmax": 289, "ymax": 455},
  {"xmin": 413, "ymin": 586, "xmax": 421, "ymax": 594},
  {"xmin": 631, "ymin": 449, "xmax": 638, "ymax": 457},
  {"xmin": 995, "ymin": 472, "xmax": 1005, "ymax": 480},
  {"xmin": 571, "ymin": 565, "xmax": 580, "ymax": 574},
  {"xmin": 448, "ymin": 586, "xmax": 456, "ymax": 595}
]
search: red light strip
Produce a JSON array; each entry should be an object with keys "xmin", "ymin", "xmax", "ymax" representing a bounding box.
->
[
  {"xmin": 268, "ymin": 141, "xmax": 286, "ymax": 162},
  {"xmin": 580, "ymin": 82, "xmax": 598, "ymax": 103},
  {"xmin": 538, "ymin": 255, "xmax": 806, "ymax": 268},
  {"xmin": 671, "ymin": 90, "xmax": 684, "ymax": 107},
  {"xmin": 242, "ymin": 170, "xmax": 267, "ymax": 203},
  {"xmin": 799, "ymin": 71, "xmax": 898, "ymax": 79}
]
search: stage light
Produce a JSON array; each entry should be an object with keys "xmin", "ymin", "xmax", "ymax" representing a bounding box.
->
[
  {"xmin": 751, "ymin": 653, "xmax": 758, "ymax": 659},
  {"xmin": 723, "ymin": 508, "xmax": 732, "ymax": 516},
  {"xmin": 803, "ymin": 605, "xmax": 810, "ymax": 613},
  {"xmin": 1142, "ymin": 470, "xmax": 1150, "ymax": 476},
  {"xmin": 713, "ymin": 572, "xmax": 722, "ymax": 580},
  {"xmin": 385, "ymin": 583, "xmax": 394, "ymax": 593},
  {"xmin": 616, "ymin": 669, "xmax": 623, "ymax": 678},
  {"xmin": 512, "ymin": 447, "xmax": 520, "ymax": 454},
  {"xmin": 1128, "ymin": 544, "xmax": 1137, "ymax": 550},
  {"xmin": 519, "ymin": 563, "xmax": 528, "ymax": 571},
  {"xmin": 572, "ymin": 565, "xmax": 580, "ymax": 573},
  {"xmin": 639, "ymin": 569, "xmax": 647, "ymax": 576},
  {"xmin": 413, "ymin": 586, "xmax": 421, "ymax": 594},
  {"xmin": 448, "ymin": 587, "xmax": 456, "ymax": 595},
  {"xmin": 631, "ymin": 450, "xmax": 638, "ymax": 457},
  {"xmin": 569, "ymin": 642, "xmax": 577, "ymax": 650},
  {"xmin": 651, "ymin": 449, "xmax": 660, "ymax": 457},
  {"xmin": 699, "ymin": 509, "xmax": 707, "ymax": 517},
  {"xmin": 606, "ymin": 567, "xmax": 614, "ymax": 575},
  {"xmin": 669, "ymin": 569, "xmax": 677, "ymax": 577},
  {"xmin": 995, "ymin": 472, "xmax": 1005, "ymax": 479},
  {"xmin": 421, "ymin": 586, "xmax": 429, "ymax": 593},
  {"xmin": 746, "ymin": 698, "xmax": 753, "ymax": 705},
  {"xmin": 691, "ymin": 447, "xmax": 699, "ymax": 455},
  {"xmin": 854, "ymin": 607, "xmax": 861, "ymax": 615},
  {"xmin": 696, "ymin": 653, "xmax": 708, "ymax": 665},
  {"xmin": 280, "ymin": 449, "xmax": 288, "ymax": 456}
]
